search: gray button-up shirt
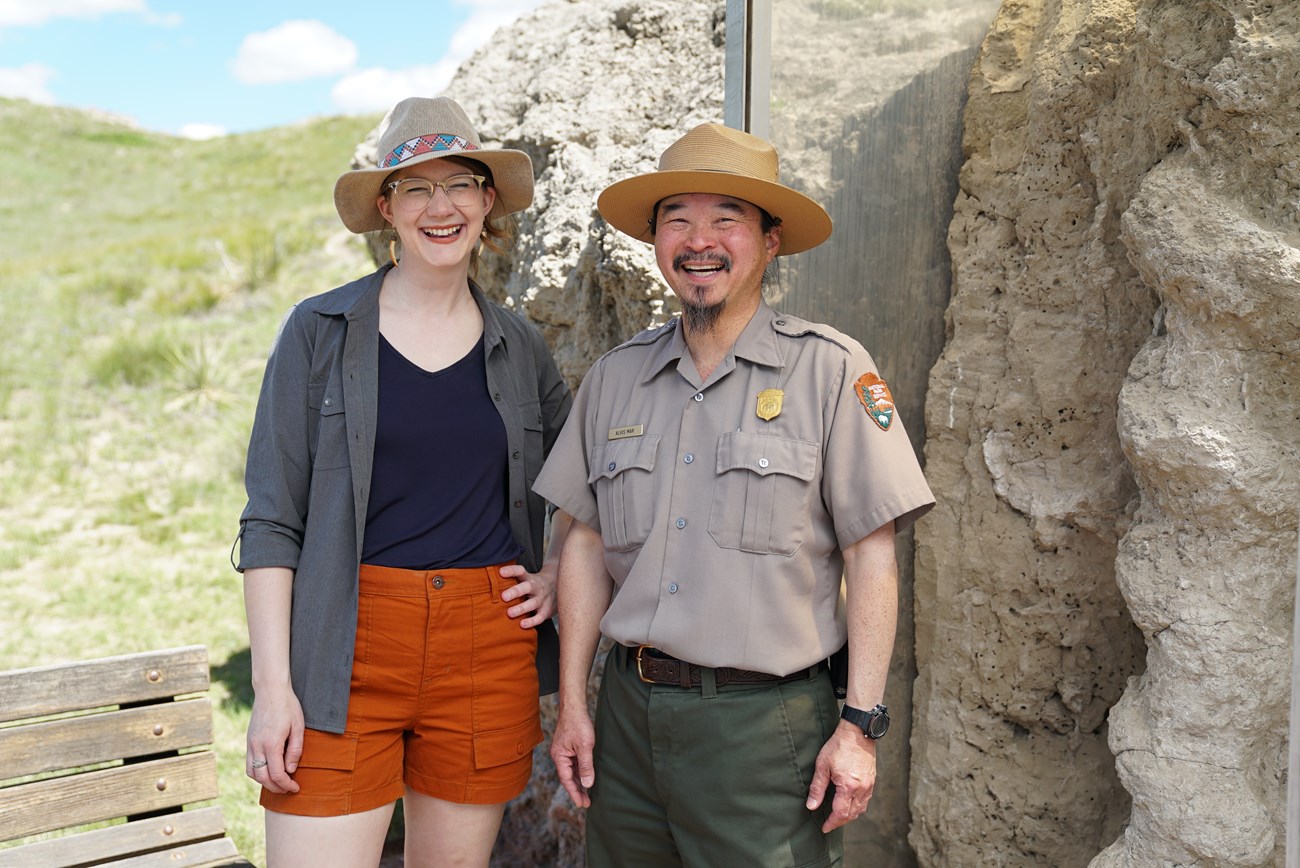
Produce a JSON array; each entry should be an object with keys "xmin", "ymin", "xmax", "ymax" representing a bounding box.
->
[
  {"xmin": 237, "ymin": 265, "xmax": 571, "ymax": 733},
  {"xmin": 534, "ymin": 302, "xmax": 933, "ymax": 675}
]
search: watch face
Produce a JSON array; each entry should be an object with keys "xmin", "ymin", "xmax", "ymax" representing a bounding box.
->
[{"xmin": 867, "ymin": 711, "xmax": 890, "ymax": 739}]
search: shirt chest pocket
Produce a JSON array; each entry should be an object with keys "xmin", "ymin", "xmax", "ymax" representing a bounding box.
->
[
  {"xmin": 589, "ymin": 435, "xmax": 661, "ymax": 552},
  {"xmin": 708, "ymin": 431, "xmax": 820, "ymax": 556},
  {"xmin": 308, "ymin": 382, "xmax": 350, "ymax": 471}
]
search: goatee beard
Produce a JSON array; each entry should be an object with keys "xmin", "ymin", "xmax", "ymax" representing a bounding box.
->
[
  {"xmin": 674, "ymin": 253, "xmax": 730, "ymax": 334},
  {"xmin": 682, "ymin": 298, "xmax": 725, "ymax": 333}
]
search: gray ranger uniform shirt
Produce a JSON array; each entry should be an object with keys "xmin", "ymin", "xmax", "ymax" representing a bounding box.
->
[
  {"xmin": 237, "ymin": 264, "xmax": 571, "ymax": 734},
  {"xmin": 534, "ymin": 301, "xmax": 933, "ymax": 676}
]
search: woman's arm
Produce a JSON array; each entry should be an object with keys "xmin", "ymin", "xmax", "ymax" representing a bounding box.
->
[
  {"xmin": 243, "ymin": 566, "xmax": 303, "ymax": 794},
  {"xmin": 500, "ymin": 508, "xmax": 573, "ymax": 628}
]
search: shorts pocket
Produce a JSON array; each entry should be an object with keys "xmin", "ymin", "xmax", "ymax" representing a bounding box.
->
[
  {"xmin": 472, "ymin": 717, "xmax": 543, "ymax": 770},
  {"xmin": 296, "ymin": 729, "xmax": 360, "ymax": 770}
]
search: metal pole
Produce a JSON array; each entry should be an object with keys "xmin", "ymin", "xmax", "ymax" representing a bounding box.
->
[
  {"xmin": 747, "ymin": 0, "xmax": 772, "ymax": 140},
  {"xmin": 723, "ymin": 0, "xmax": 749, "ymax": 130},
  {"xmin": 723, "ymin": 0, "xmax": 771, "ymax": 136}
]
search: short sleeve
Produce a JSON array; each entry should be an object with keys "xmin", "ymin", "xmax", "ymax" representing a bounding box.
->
[
  {"xmin": 533, "ymin": 359, "xmax": 603, "ymax": 532},
  {"xmin": 821, "ymin": 346, "xmax": 934, "ymax": 548}
]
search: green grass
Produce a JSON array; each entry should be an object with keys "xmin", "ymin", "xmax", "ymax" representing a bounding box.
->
[{"xmin": 0, "ymin": 97, "xmax": 383, "ymax": 867}]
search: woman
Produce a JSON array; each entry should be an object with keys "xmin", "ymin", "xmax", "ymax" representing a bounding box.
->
[{"xmin": 235, "ymin": 96, "xmax": 572, "ymax": 868}]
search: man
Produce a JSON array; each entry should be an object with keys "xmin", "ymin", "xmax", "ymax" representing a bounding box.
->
[{"xmin": 534, "ymin": 123, "xmax": 934, "ymax": 867}]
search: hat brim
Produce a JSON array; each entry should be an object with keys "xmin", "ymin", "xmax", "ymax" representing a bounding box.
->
[
  {"xmin": 334, "ymin": 149, "xmax": 535, "ymax": 234},
  {"xmin": 596, "ymin": 170, "xmax": 832, "ymax": 256}
]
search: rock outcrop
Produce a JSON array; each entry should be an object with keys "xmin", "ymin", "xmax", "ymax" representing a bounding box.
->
[{"xmin": 914, "ymin": 0, "xmax": 1299, "ymax": 866}]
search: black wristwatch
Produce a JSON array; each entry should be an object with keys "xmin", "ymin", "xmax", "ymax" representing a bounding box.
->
[{"xmin": 841, "ymin": 703, "xmax": 890, "ymax": 739}]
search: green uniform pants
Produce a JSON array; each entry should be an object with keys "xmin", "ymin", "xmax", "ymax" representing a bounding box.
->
[{"xmin": 585, "ymin": 645, "xmax": 843, "ymax": 868}]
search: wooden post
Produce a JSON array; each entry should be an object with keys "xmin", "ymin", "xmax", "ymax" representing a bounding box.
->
[{"xmin": 1289, "ymin": 522, "xmax": 1299, "ymax": 868}]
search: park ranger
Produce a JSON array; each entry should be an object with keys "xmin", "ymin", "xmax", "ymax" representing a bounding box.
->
[{"xmin": 536, "ymin": 122, "xmax": 935, "ymax": 867}]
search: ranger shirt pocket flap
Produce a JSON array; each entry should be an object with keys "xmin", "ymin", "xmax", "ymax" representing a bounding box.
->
[
  {"xmin": 715, "ymin": 431, "xmax": 819, "ymax": 481},
  {"xmin": 588, "ymin": 434, "xmax": 662, "ymax": 483},
  {"xmin": 473, "ymin": 717, "xmax": 543, "ymax": 770}
]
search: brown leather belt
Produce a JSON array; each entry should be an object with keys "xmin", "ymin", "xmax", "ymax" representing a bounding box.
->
[{"xmin": 631, "ymin": 645, "xmax": 819, "ymax": 688}]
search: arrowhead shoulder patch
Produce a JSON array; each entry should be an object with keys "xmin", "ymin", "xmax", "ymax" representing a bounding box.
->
[{"xmin": 854, "ymin": 372, "xmax": 895, "ymax": 431}]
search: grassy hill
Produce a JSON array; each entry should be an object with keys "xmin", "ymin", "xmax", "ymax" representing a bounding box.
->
[{"xmin": 0, "ymin": 97, "xmax": 384, "ymax": 865}]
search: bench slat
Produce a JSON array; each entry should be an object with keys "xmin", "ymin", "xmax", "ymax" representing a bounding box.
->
[
  {"xmin": 109, "ymin": 836, "xmax": 252, "ymax": 867},
  {"xmin": 0, "ymin": 647, "xmax": 209, "ymax": 723},
  {"xmin": 0, "ymin": 698, "xmax": 214, "ymax": 779},
  {"xmin": 0, "ymin": 806, "xmax": 229, "ymax": 868},
  {"xmin": 0, "ymin": 753, "xmax": 219, "ymax": 841}
]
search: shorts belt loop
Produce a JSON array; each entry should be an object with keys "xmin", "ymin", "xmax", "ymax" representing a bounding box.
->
[
  {"xmin": 700, "ymin": 666, "xmax": 718, "ymax": 699},
  {"xmin": 486, "ymin": 564, "xmax": 505, "ymax": 603}
]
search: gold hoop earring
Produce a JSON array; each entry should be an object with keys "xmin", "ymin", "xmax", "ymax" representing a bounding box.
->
[{"xmin": 388, "ymin": 239, "xmax": 399, "ymax": 267}]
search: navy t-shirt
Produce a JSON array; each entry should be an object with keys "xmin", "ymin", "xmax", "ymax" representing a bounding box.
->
[{"xmin": 361, "ymin": 333, "xmax": 522, "ymax": 569}]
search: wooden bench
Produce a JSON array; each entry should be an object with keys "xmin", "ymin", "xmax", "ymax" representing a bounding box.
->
[{"xmin": 0, "ymin": 645, "xmax": 254, "ymax": 867}]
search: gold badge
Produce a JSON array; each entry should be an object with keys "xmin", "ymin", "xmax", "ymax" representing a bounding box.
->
[{"xmin": 756, "ymin": 388, "xmax": 784, "ymax": 421}]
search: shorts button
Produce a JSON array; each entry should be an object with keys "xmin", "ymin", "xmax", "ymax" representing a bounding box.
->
[{"xmin": 432, "ymin": 576, "xmax": 445, "ymax": 589}]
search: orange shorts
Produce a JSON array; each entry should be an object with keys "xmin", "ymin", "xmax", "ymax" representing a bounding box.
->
[{"xmin": 261, "ymin": 562, "xmax": 542, "ymax": 817}]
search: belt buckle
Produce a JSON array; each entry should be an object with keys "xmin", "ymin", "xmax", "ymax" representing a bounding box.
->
[{"xmin": 634, "ymin": 645, "xmax": 653, "ymax": 684}]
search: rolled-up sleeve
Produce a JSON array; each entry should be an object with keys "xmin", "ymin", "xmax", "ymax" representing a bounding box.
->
[{"xmin": 235, "ymin": 306, "xmax": 314, "ymax": 571}]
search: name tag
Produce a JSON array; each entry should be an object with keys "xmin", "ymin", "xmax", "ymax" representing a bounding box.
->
[{"xmin": 608, "ymin": 424, "xmax": 644, "ymax": 440}]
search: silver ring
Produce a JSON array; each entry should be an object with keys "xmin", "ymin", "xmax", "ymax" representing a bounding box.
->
[{"xmin": 250, "ymin": 758, "xmax": 268, "ymax": 769}]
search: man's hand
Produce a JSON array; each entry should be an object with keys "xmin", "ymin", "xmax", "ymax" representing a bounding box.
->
[
  {"xmin": 550, "ymin": 703, "xmax": 597, "ymax": 808},
  {"xmin": 805, "ymin": 720, "xmax": 878, "ymax": 832}
]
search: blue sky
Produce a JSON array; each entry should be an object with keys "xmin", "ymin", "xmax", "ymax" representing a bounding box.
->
[{"xmin": 0, "ymin": 0, "xmax": 544, "ymax": 138}]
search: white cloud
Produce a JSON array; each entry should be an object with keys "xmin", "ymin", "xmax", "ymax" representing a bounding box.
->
[
  {"xmin": 0, "ymin": 0, "xmax": 148, "ymax": 27},
  {"xmin": 231, "ymin": 19, "xmax": 357, "ymax": 85},
  {"xmin": 448, "ymin": 0, "xmax": 545, "ymax": 62},
  {"xmin": 178, "ymin": 122, "xmax": 226, "ymax": 140},
  {"xmin": 331, "ymin": 62, "xmax": 459, "ymax": 114},
  {"xmin": 326, "ymin": 0, "xmax": 543, "ymax": 115},
  {"xmin": 0, "ymin": 62, "xmax": 55, "ymax": 102}
]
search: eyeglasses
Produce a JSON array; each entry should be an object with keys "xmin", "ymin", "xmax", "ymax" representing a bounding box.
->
[{"xmin": 385, "ymin": 175, "xmax": 487, "ymax": 211}]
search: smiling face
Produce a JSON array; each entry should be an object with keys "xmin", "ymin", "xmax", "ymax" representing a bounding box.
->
[
  {"xmin": 652, "ymin": 193, "xmax": 781, "ymax": 334},
  {"xmin": 376, "ymin": 156, "xmax": 497, "ymax": 277}
]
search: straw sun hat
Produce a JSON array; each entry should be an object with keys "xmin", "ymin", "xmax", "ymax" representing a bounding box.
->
[
  {"xmin": 334, "ymin": 96, "xmax": 535, "ymax": 234},
  {"xmin": 596, "ymin": 123, "xmax": 832, "ymax": 256}
]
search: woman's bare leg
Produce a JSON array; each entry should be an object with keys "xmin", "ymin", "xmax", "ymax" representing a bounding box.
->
[
  {"xmin": 264, "ymin": 802, "xmax": 395, "ymax": 868},
  {"xmin": 401, "ymin": 788, "xmax": 507, "ymax": 868}
]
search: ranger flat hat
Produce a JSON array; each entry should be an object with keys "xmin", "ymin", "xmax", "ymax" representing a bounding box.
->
[
  {"xmin": 596, "ymin": 123, "xmax": 832, "ymax": 256},
  {"xmin": 334, "ymin": 96, "xmax": 534, "ymax": 234}
]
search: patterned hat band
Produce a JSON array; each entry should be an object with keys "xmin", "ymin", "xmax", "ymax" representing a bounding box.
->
[{"xmin": 381, "ymin": 134, "xmax": 480, "ymax": 168}]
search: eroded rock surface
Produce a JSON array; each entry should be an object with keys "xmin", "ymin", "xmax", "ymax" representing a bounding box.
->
[{"xmin": 914, "ymin": 0, "xmax": 1298, "ymax": 866}]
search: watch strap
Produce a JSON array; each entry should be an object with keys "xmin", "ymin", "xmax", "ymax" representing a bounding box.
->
[{"xmin": 841, "ymin": 703, "xmax": 889, "ymax": 739}]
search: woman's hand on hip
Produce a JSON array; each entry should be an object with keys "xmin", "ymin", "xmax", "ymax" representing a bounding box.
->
[
  {"xmin": 246, "ymin": 682, "xmax": 304, "ymax": 794},
  {"xmin": 498, "ymin": 562, "xmax": 556, "ymax": 628}
]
